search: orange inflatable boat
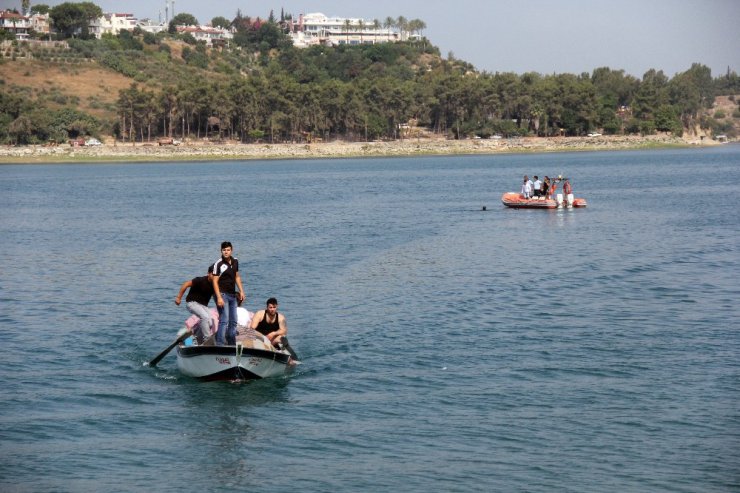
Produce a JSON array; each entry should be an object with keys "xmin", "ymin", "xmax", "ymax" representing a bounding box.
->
[{"xmin": 501, "ymin": 192, "xmax": 587, "ymax": 209}]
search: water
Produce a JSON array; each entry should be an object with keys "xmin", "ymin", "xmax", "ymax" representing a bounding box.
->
[{"xmin": 1, "ymin": 146, "xmax": 739, "ymax": 492}]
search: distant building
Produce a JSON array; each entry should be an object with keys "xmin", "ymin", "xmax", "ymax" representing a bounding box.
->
[
  {"xmin": 90, "ymin": 13, "xmax": 138, "ymax": 38},
  {"xmin": 287, "ymin": 12, "xmax": 403, "ymax": 48},
  {"xmin": 175, "ymin": 25, "xmax": 233, "ymax": 46},
  {"xmin": 0, "ymin": 10, "xmax": 32, "ymax": 40},
  {"xmin": 29, "ymin": 13, "xmax": 51, "ymax": 38},
  {"xmin": 136, "ymin": 18, "xmax": 168, "ymax": 34}
]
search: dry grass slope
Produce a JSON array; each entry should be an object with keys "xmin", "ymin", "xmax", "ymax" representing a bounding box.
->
[{"xmin": 2, "ymin": 59, "xmax": 133, "ymax": 120}]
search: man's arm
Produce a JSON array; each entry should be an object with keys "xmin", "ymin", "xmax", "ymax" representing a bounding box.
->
[
  {"xmin": 212, "ymin": 274, "xmax": 223, "ymax": 308},
  {"xmin": 277, "ymin": 315, "xmax": 288, "ymax": 337},
  {"xmin": 236, "ymin": 272, "xmax": 245, "ymax": 302},
  {"xmin": 250, "ymin": 310, "xmax": 264, "ymax": 330},
  {"xmin": 175, "ymin": 280, "xmax": 192, "ymax": 306},
  {"xmin": 266, "ymin": 315, "xmax": 288, "ymax": 342}
]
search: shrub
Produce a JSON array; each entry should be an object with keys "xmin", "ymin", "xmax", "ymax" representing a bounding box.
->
[
  {"xmin": 100, "ymin": 51, "xmax": 138, "ymax": 78},
  {"xmin": 248, "ymin": 129, "xmax": 265, "ymax": 141},
  {"xmin": 714, "ymin": 110, "xmax": 726, "ymax": 119},
  {"xmin": 181, "ymin": 33, "xmax": 196, "ymax": 45},
  {"xmin": 624, "ymin": 118, "xmax": 640, "ymax": 134},
  {"xmin": 639, "ymin": 120, "xmax": 656, "ymax": 135}
]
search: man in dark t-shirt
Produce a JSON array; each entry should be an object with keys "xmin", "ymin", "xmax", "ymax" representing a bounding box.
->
[
  {"xmin": 175, "ymin": 270, "xmax": 215, "ymax": 344},
  {"xmin": 211, "ymin": 241, "xmax": 245, "ymax": 345}
]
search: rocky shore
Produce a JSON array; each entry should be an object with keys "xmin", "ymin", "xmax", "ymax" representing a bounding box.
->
[{"xmin": 0, "ymin": 134, "xmax": 717, "ymax": 164}]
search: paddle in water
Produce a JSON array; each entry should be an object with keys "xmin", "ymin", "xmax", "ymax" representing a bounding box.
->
[
  {"xmin": 149, "ymin": 329, "xmax": 191, "ymax": 367},
  {"xmin": 280, "ymin": 336, "xmax": 300, "ymax": 363}
]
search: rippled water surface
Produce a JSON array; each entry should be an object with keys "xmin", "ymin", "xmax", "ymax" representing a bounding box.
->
[{"xmin": 1, "ymin": 147, "xmax": 739, "ymax": 492}]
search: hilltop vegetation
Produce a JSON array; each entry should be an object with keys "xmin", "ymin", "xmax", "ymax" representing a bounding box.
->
[{"xmin": 1, "ymin": 11, "xmax": 739, "ymax": 145}]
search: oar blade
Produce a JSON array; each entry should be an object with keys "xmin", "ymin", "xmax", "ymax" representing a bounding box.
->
[{"xmin": 149, "ymin": 330, "xmax": 191, "ymax": 367}]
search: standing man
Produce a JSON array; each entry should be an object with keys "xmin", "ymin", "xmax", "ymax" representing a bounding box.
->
[
  {"xmin": 563, "ymin": 178, "xmax": 573, "ymax": 207},
  {"xmin": 212, "ymin": 241, "xmax": 245, "ymax": 346},
  {"xmin": 521, "ymin": 175, "xmax": 533, "ymax": 199},
  {"xmin": 250, "ymin": 297, "xmax": 288, "ymax": 347},
  {"xmin": 175, "ymin": 269, "xmax": 215, "ymax": 344},
  {"xmin": 533, "ymin": 175, "xmax": 542, "ymax": 198}
]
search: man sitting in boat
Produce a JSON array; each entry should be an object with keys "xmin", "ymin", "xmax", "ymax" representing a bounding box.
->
[{"xmin": 250, "ymin": 297, "xmax": 288, "ymax": 348}]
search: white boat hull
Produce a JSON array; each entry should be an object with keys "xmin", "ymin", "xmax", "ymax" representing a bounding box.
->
[{"xmin": 176, "ymin": 344, "xmax": 292, "ymax": 381}]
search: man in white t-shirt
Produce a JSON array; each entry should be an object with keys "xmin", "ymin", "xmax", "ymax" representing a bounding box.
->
[
  {"xmin": 533, "ymin": 175, "xmax": 542, "ymax": 197},
  {"xmin": 521, "ymin": 175, "xmax": 533, "ymax": 198}
]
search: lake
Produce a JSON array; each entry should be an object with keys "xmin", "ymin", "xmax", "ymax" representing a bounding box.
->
[{"xmin": 1, "ymin": 146, "xmax": 738, "ymax": 492}]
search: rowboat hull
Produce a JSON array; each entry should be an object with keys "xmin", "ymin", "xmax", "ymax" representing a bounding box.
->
[
  {"xmin": 176, "ymin": 344, "xmax": 293, "ymax": 382},
  {"xmin": 501, "ymin": 192, "xmax": 587, "ymax": 209}
]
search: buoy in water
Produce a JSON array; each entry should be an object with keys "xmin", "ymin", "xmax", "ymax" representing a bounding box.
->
[{"xmin": 482, "ymin": 206, "xmax": 487, "ymax": 211}]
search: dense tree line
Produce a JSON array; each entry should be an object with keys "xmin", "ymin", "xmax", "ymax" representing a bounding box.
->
[
  {"xmin": 1, "ymin": 7, "xmax": 739, "ymax": 144},
  {"xmin": 0, "ymin": 90, "xmax": 99, "ymax": 145},
  {"xmin": 107, "ymin": 34, "xmax": 740, "ymax": 144}
]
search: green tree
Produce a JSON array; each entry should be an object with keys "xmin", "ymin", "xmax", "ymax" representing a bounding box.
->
[
  {"xmin": 408, "ymin": 19, "xmax": 426, "ymax": 37},
  {"xmin": 31, "ymin": 4, "xmax": 51, "ymax": 14},
  {"xmin": 396, "ymin": 16, "xmax": 408, "ymax": 38},
  {"xmin": 49, "ymin": 2, "xmax": 102, "ymax": 39},
  {"xmin": 383, "ymin": 17, "xmax": 395, "ymax": 35},
  {"xmin": 211, "ymin": 16, "xmax": 230, "ymax": 29},
  {"xmin": 633, "ymin": 69, "xmax": 669, "ymax": 120},
  {"xmin": 343, "ymin": 19, "xmax": 352, "ymax": 43},
  {"xmin": 669, "ymin": 63, "xmax": 714, "ymax": 130},
  {"xmin": 654, "ymin": 104, "xmax": 683, "ymax": 135},
  {"xmin": 8, "ymin": 115, "xmax": 34, "ymax": 145},
  {"xmin": 168, "ymin": 12, "xmax": 199, "ymax": 34}
]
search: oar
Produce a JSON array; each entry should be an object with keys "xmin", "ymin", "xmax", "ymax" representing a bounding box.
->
[
  {"xmin": 149, "ymin": 329, "xmax": 191, "ymax": 367},
  {"xmin": 280, "ymin": 337, "xmax": 299, "ymax": 362}
]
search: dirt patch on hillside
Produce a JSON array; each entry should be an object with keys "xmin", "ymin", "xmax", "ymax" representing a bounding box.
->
[{"xmin": 1, "ymin": 60, "xmax": 133, "ymax": 118}]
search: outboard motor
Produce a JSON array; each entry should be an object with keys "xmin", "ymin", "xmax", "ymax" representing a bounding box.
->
[
  {"xmin": 556, "ymin": 193, "xmax": 563, "ymax": 208},
  {"xmin": 566, "ymin": 193, "xmax": 574, "ymax": 207}
]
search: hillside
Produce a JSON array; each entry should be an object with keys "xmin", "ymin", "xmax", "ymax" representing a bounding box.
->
[
  {"xmin": 708, "ymin": 95, "xmax": 740, "ymax": 138},
  {"xmin": 1, "ymin": 32, "xmax": 739, "ymax": 146},
  {"xmin": 2, "ymin": 60, "xmax": 131, "ymax": 120}
]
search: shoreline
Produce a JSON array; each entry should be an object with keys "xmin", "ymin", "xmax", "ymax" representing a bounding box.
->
[{"xmin": 0, "ymin": 134, "xmax": 720, "ymax": 164}]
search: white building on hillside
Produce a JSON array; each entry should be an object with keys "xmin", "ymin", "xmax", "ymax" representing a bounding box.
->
[
  {"xmin": 136, "ymin": 19, "xmax": 168, "ymax": 34},
  {"xmin": 288, "ymin": 12, "xmax": 403, "ymax": 48},
  {"xmin": 89, "ymin": 13, "xmax": 138, "ymax": 38},
  {"xmin": 29, "ymin": 12, "xmax": 51, "ymax": 37},
  {"xmin": 176, "ymin": 25, "xmax": 233, "ymax": 46},
  {"xmin": 0, "ymin": 10, "xmax": 32, "ymax": 40}
]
